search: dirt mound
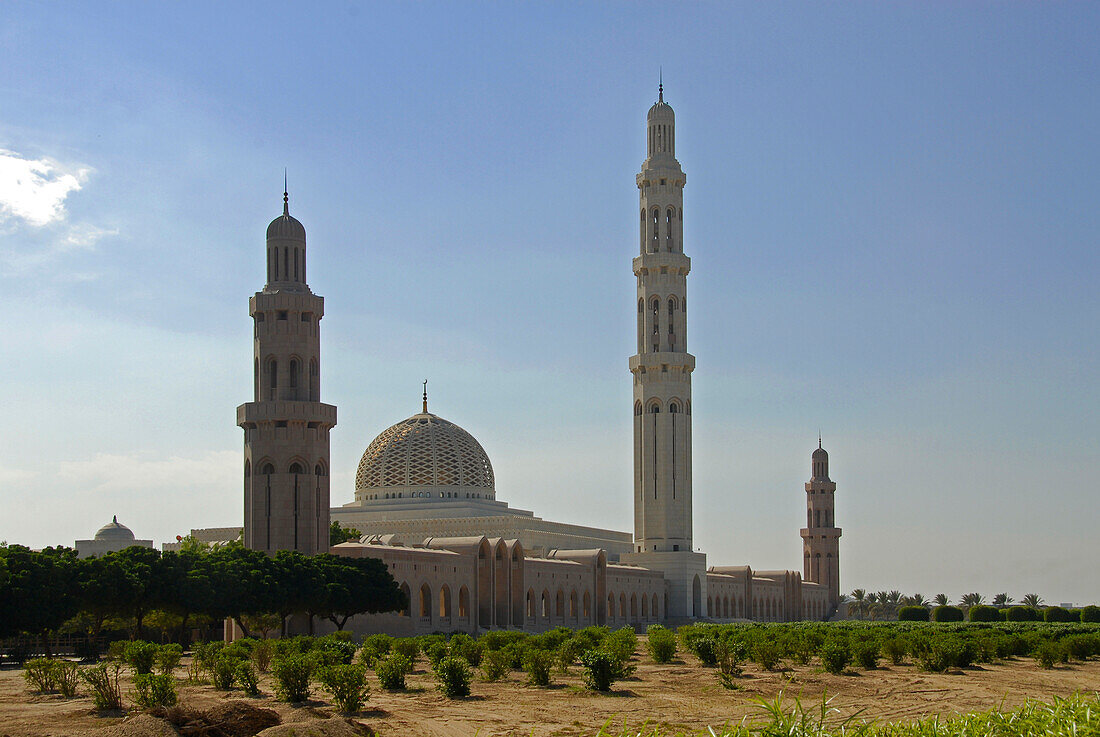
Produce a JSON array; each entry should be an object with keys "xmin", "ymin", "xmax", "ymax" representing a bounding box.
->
[
  {"xmin": 151, "ymin": 702, "xmax": 281, "ymax": 737},
  {"xmin": 255, "ymin": 718, "xmax": 373, "ymax": 737},
  {"xmin": 97, "ymin": 713, "xmax": 179, "ymax": 737}
]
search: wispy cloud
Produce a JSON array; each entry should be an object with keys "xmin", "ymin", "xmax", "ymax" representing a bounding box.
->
[
  {"xmin": 56, "ymin": 451, "xmax": 239, "ymax": 494},
  {"xmin": 0, "ymin": 149, "xmax": 88, "ymax": 227}
]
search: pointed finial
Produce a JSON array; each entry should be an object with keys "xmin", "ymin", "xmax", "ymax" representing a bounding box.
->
[
  {"xmin": 819, "ymin": 431, "xmax": 822, "ymax": 449},
  {"xmin": 283, "ymin": 168, "xmax": 289, "ymax": 216},
  {"xmin": 422, "ymin": 379, "xmax": 428, "ymax": 413},
  {"xmin": 658, "ymin": 68, "xmax": 663, "ymax": 103},
  {"xmin": 112, "ymin": 515, "xmax": 118, "ymax": 524}
]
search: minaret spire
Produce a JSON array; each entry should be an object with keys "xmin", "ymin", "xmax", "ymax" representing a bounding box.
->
[
  {"xmin": 658, "ymin": 68, "xmax": 663, "ymax": 103},
  {"xmin": 283, "ymin": 169, "xmax": 289, "ymax": 216},
  {"xmin": 422, "ymin": 380, "xmax": 428, "ymax": 413}
]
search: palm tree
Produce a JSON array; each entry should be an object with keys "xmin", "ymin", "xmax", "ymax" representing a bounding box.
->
[
  {"xmin": 850, "ymin": 589, "xmax": 867, "ymax": 620},
  {"xmin": 907, "ymin": 593, "xmax": 929, "ymax": 608},
  {"xmin": 873, "ymin": 591, "xmax": 890, "ymax": 621},
  {"xmin": 1022, "ymin": 593, "xmax": 1043, "ymax": 608},
  {"xmin": 933, "ymin": 593, "xmax": 949, "ymax": 607},
  {"xmin": 959, "ymin": 593, "xmax": 985, "ymax": 610},
  {"xmin": 886, "ymin": 590, "xmax": 902, "ymax": 619},
  {"xmin": 992, "ymin": 593, "xmax": 1013, "ymax": 607}
]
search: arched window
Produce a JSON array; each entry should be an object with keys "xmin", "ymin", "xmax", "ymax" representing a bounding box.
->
[
  {"xmin": 260, "ymin": 463, "xmax": 274, "ymax": 475},
  {"xmin": 641, "ymin": 594, "xmax": 648, "ymax": 618},
  {"xmin": 294, "ymin": 247, "xmax": 299, "ymax": 280},
  {"xmin": 268, "ymin": 359, "xmax": 278, "ymax": 389},
  {"xmin": 315, "ymin": 462, "xmax": 326, "ymax": 476},
  {"xmin": 634, "ymin": 401, "xmax": 642, "ymax": 416},
  {"xmin": 583, "ymin": 591, "xmax": 591, "ymax": 619},
  {"xmin": 638, "ymin": 298, "xmax": 643, "ymax": 313},
  {"xmin": 289, "ymin": 359, "xmax": 299, "ymax": 389},
  {"xmin": 399, "ymin": 583, "xmax": 411, "ymax": 617},
  {"xmin": 459, "ymin": 586, "xmax": 470, "ymax": 618},
  {"xmin": 541, "ymin": 590, "xmax": 550, "ymax": 618},
  {"xmin": 283, "ymin": 248, "xmax": 289, "ymax": 281},
  {"xmin": 651, "ymin": 208, "xmax": 659, "ymax": 252},
  {"xmin": 289, "ymin": 462, "xmax": 305, "ymax": 474},
  {"xmin": 244, "ymin": 460, "xmax": 251, "ymax": 478},
  {"xmin": 569, "ymin": 590, "xmax": 578, "ymax": 618},
  {"xmin": 640, "ymin": 209, "xmax": 646, "ymax": 250},
  {"xmin": 619, "ymin": 593, "xmax": 627, "ymax": 617},
  {"xmin": 652, "ymin": 593, "xmax": 659, "ymax": 619},
  {"xmin": 630, "ymin": 593, "xmax": 638, "ymax": 619},
  {"xmin": 666, "ymin": 208, "xmax": 674, "ymax": 251},
  {"xmin": 556, "ymin": 589, "xmax": 565, "ymax": 618},
  {"xmin": 439, "ymin": 585, "xmax": 451, "ymax": 619},
  {"xmin": 648, "ymin": 402, "xmax": 661, "ymax": 414},
  {"xmin": 669, "ymin": 402, "xmax": 680, "ymax": 414}
]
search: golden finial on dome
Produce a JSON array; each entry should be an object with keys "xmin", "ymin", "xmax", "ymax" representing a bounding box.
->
[{"xmin": 422, "ymin": 379, "xmax": 428, "ymax": 413}]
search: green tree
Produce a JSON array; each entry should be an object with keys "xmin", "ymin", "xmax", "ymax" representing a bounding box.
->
[
  {"xmin": 933, "ymin": 593, "xmax": 949, "ymax": 606},
  {"xmin": 329, "ymin": 522, "xmax": 360, "ymax": 546},
  {"xmin": 959, "ymin": 592, "xmax": 985, "ymax": 610},
  {"xmin": 112, "ymin": 546, "xmax": 166, "ymax": 639},
  {"xmin": 850, "ymin": 589, "xmax": 867, "ymax": 620},
  {"xmin": 314, "ymin": 554, "xmax": 406, "ymax": 630},
  {"xmin": 992, "ymin": 592, "xmax": 1013, "ymax": 607},
  {"xmin": 201, "ymin": 543, "xmax": 279, "ymax": 637},
  {"xmin": 1022, "ymin": 593, "xmax": 1043, "ymax": 608},
  {"xmin": 77, "ymin": 553, "xmax": 140, "ymax": 643},
  {"xmin": 0, "ymin": 545, "xmax": 80, "ymax": 656}
]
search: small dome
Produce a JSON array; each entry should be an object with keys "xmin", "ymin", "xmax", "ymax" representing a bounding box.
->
[
  {"xmin": 812, "ymin": 445, "xmax": 828, "ymax": 460},
  {"xmin": 94, "ymin": 515, "xmax": 136, "ymax": 542},
  {"xmin": 647, "ymin": 100, "xmax": 674, "ymax": 122},
  {"xmin": 356, "ymin": 412, "xmax": 495, "ymax": 493},
  {"xmin": 267, "ymin": 213, "xmax": 306, "ymax": 241}
]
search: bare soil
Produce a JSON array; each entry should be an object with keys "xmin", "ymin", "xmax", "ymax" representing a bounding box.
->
[{"xmin": 1, "ymin": 653, "xmax": 1098, "ymax": 737}]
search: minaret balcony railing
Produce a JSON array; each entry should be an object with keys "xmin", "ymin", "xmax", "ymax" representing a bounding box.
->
[
  {"xmin": 238, "ymin": 401, "xmax": 337, "ymax": 426},
  {"xmin": 633, "ymin": 253, "xmax": 690, "ymax": 276}
]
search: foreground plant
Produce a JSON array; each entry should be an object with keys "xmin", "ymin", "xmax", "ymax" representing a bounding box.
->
[
  {"xmin": 81, "ymin": 662, "xmax": 124, "ymax": 711},
  {"xmin": 319, "ymin": 663, "xmax": 370, "ymax": 712},
  {"xmin": 132, "ymin": 673, "xmax": 177, "ymax": 708},
  {"xmin": 434, "ymin": 656, "xmax": 472, "ymax": 699}
]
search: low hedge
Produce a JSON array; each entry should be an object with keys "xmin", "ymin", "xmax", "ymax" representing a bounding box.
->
[
  {"xmin": 968, "ymin": 605, "xmax": 1001, "ymax": 622},
  {"xmin": 898, "ymin": 606, "xmax": 930, "ymax": 622},
  {"xmin": 932, "ymin": 606, "xmax": 965, "ymax": 622}
]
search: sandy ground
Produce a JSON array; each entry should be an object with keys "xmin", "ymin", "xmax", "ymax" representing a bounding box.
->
[{"xmin": 1, "ymin": 651, "xmax": 1098, "ymax": 737}]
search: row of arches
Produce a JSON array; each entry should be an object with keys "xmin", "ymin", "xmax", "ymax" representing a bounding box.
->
[
  {"xmin": 640, "ymin": 206, "xmax": 682, "ymax": 253},
  {"xmin": 268, "ymin": 245, "xmax": 305, "ymax": 284},
  {"xmin": 398, "ymin": 582, "xmax": 473, "ymax": 622},
  {"xmin": 245, "ymin": 458, "xmax": 328, "ymax": 477},
  {"xmin": 808, "ymin": 509, "xmax": 833, "ymax": 527},
  {"xmin": 647, "ymin": 123, "xmax": 674, "ymax": 157},
  {"xmin": 637, "ymin": 294, "xmax": 685, "ymax": 353},
  {"xmin": 633, "ymin": 398, "xmax": 689, "ymax": 416},
  {"xmin": 256, "ymin": 355, "xmax": 319, "ymax": 402}
]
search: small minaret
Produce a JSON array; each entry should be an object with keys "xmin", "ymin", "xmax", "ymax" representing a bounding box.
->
[
  {"xmin": 238, "ymin": 188, "xmax": 337, "ymax": 555},
  {"xmin": 800, "ymin": 439, "xmax": 842, "ymax": 614},
  {"xmin": 622, "ymin": 83, "xmax": 707, "ymax": 620}
]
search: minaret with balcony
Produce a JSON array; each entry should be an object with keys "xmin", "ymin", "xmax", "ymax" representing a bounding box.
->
[{"xmin": 800, "ymin": 440, "xmax": 842, "ymax": 612}]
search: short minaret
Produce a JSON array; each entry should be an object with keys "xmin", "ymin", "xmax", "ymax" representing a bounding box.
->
[
  {"xmin": 237, "ymin": 189, "xmax": 337, "ymax": 555},
  {"xmin": 800, "ymin": 439, "xmax": 842, "ymax": 612},
  {"xmin": 621, "ymin": 83, "xmax": 707, "ymax": 620}
]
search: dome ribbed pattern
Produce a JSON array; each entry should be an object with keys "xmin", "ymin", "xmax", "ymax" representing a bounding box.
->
[
  {"xmin": 355, "ymin": 413, "xmax": 494, "ymax": 491},
  {"xmin": 266, "ymin": 214, "xmax": 306, "ymax": 241}
]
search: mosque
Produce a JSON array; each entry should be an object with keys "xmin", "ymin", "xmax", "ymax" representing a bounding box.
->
[{"xmin": 214, "ymin": 87, "xmax": 843, "ymax": 634}]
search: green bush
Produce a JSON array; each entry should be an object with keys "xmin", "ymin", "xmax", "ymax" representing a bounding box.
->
[
  {"xmin": 23, "ymin": 658, "xmax": 58, "ymax": 693},
  {"xmin": 752, "ymin": 640, "xmax": 782, "ymax": 671},
  {"xmin": 155, "ymin": 644, "xmax": 183, "ymax": 675},
  {"xmin": 716, "ymin": 639, "xmax": 746, "ymax": 689},
  {"xmin": 81, "ymin": 662, "xmax": 124, "ymax": 711},
  {"xmin": 448, "ymin": 633, "xmax": 483, "ymax": 667},
  {"xmin": 55, "ymin": 660, "xmax": 80, "ymax": 697},
  {"xmin": 480, "ymin": 648, "xmax": 511, "ymax": 681},
  {"xmin": 853, "ymin": 641, "xmax": 880, "ymax": 670},
  {"xmin": 522, "ymin": 649, "xmax": 553, "ymax": 686},
  {"xmin": 820, "ymin": 643, "xmax": 850, "ymax": 674},
  {"xmin": 375, "ymin": 653, "xmax": 410, "ymax": 690},
  {"xmin": 314, "ymin": 634, "xmax": 358, "ymax": 666},
  {"xmin": 1063, "ymin": 634, "xmax": 1099, "ymax": 662},
  {"xmin": 969, "ymin": 605, "xmax": 1001, "ymax": 622},
  {"xmin": 434, "ymin": 656, "xmax": 472, "ymax": 699},
  {"xmin": 897, "ymin": 606, "xmax": 930, "ymax": 622},
  {"xmin": 107, "ymin": 640, "xmax": 129, "ymax": 662},
  {"xmin": 578, "ymin": 649, "xmax": 619, "ymax": 692},
  {"xmin": 319, "ymin": 663, "xmax": 371, "ymax": 712},
  {"xmin": 132, "ymin": 673, "xmax": 178, "ymax": 708},
  {"xmin": 1081, "ymin": 605, "xmax": 1100, "ymax": 623},
  {"xmin": 1044, "ymin": 606, "xmax": 1078, "ymax": 623},
  {"xmin": 1034, "ymin": 641, "xmax": 1062, "ymax": 669},
  {"xmin": 687, "ymin": 634, "xmax": 720, "ymax": 667},
  {"xmin": 251, "ymin": 639, "xmax": 274, "ymax": 673},
  {"xmin": 391, "ymin": 638, "xmax": 420, "ymax": 667},
  {"xmin": 605, "ymin": 627, "xmax": 638, "ymax": 662},
  {"xmin": 235, "ymin": 661, "xmax": 260, "ymax": 696},
  {"xmin": 647, "ymin": 626, "xmax": 678, "ymax": 663},
  {"xmin": 272, "ymin": 654, "xmax": 315, "ymax": 702},
  {"xmin": 211, "ymin": 655, "xmax": 238, "ymax": 690},
  {"xmin": 123, "ymin": 641, "xmax": 159, "ymax": 675},
  {"xmin": 557, "ymin": 636, "xmax": 585, "ymax": 673},
  {"xmin": 1006, "ymin": 606, "xmax": 1042, "ymax": 622},
  {"xmin": 932, "ymin": 606, "xmax": 964, "ymax": 622},
  {"xmin": 357, "ymin": 634, "xmax": 393, "ymax": 668},
  {"xmin": 425, "ymin": 641, "xmax": 449, "ymax": 668},
  {"xmin": 881, "ymin": 637, "xmax": 907, "ymax": 665}
]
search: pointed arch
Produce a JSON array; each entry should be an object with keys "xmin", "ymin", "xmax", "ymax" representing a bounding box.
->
[
  {"xmin": 556, "ymin": 589, "xmax": 565, "ymax": 618},
  {"xmin": 399, "ymin": 582, "xmax": 411, "ymax": 617},
  {"xmin": 459, "ymin": 585, "xmax": 470, "ymax": 619},
  {"xmin": 439, "ymin": 584, "xmax": 452, "ymax": 619},
  {"xmin": 583, "ymin": 590, "xmax": 591, "ymax": 620},
  {"xmin": 569, "ymin": 589, "xmax": 578, "ymax": 619},
  {"xmin": 419, "ymin": 582, "xmax": 432, "ymax": 618}
]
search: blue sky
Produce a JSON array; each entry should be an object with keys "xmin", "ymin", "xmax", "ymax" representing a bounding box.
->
[{"xmin": 0, "ymin": 2, "xmax": 1096, "ymax": 605}]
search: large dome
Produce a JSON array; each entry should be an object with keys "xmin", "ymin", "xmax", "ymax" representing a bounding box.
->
[
  {"xmin": 94, "ymin": 516, "xmax": 136, "ymax": 542},
  {"xmin": 355, "ymin": 412, "xmax": 495, "ymax": 495}
]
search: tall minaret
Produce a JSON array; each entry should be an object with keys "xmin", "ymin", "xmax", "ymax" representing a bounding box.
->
[
  {"xmin": 800, "ymin": 440, "xmax": 842, "ymax": 613},
  {"xmin": 238, "ymin": 189, "xmax": 337, "ymax": 555},
  {"xmin": 622, "ymin": 84, "xmax": 707, "ymax": 619}
]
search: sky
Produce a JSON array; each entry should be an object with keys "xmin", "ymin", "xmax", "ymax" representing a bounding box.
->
[{"xmin": 0, "ymin": 2, "xmax": 1096, "ymax": 606}]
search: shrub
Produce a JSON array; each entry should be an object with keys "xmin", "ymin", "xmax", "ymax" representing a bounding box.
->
[
  {"xmin": 314, "ymin": 635, "xmax": 358, "ymax": 666},
  {"xmin": 155, "ymin": 644, "xmax": 183, "ymax": 675},
  {"xmin": 425, "ymin": 641, "xmax": 449, "ymax": 668},
  {"xmin": 853, "ymin": 641, "xmax": 880, "ymax": 670},
  {"xmin": 578, "ymin": 649, "xmax": 619, "ymax": 692},
  {"xmin": 647, "ymin": 626, "xmax": 678, "ymax": 664},
  {"xmin": 434, "ymin": 656, "xmax": 472, "ymax": 699},
  {"xmin": 881, "ymin": 637, "xmax": 907, "ymax": 665},
  {"xmin": 448, "ymin": 633, "xmax": 483, "ymax": 667},
  {"xmin": 107, "ymin": 640, "xmax": 129, "ymax": 662},
  {"xmin": 1063, "ymin": 635, "xmax": 1099, "ymax": 662},
  {"xmin": 820, "ymin": 643, "xmax": 850, "ymax": 675},
  {"xmin": 391, "ymin": 638, "xmax": 420, "ymax": 667},
  {"xmin": 211, "ymin": 656, "xmax": 238, "ymax": 690},
  {"xmin": 897, "ymin": 606, "xmax": 930, "ymax": 622},
  {"xmin": 23, "ymin": 658, "xmax": 58, "ymax": 693},
  {"xmin": 1034, "ymin": 641, "xmax": 1062, "ymax": 669},
  {"xmin": 1081, "ymin": 605, "xmax": 1100, "ymax": 623},
  {"xmin": 969, "ymin": 605, "xmax": 1001, "ymax": 622},
  {"xmin": 123, "ymin": 641, "xmax": 159, "ymax": 675},
  {"xmin": 235, "ymin": 661, "xmax": 260, "ymax": 696},
  {"xmin": 932, "ymin": 606, "xmax": 964, "ymax": 622},
  {"xmin": 251, "ymin": 639, "xmax": 274, "ymax": 673},
  {"xmin": 358, "ymin": 634, "xmax": 393, "ymax": 668},
  {"xmin": 1006, "ymin": 606, "xmax": 1042, "ymax": 622},
  {"xmin": 522, "ymin": 649, "xmax": 553, "ymax": 686},
  {"xmin": 716, "ymin": 639, "xmax": 746, "ymax": 690},
  {"xmin": 319, "ymin": 663, "xmax": 371, "ymax": 712},
  {"xmin": 752, "ymin": 640, "xmax": 783, "ymax": 671},
  {"xmin": 132, "ymin": 674, "xmax": 177, "ymax": 708},
  {"xmin": 55, "ymin": 660, "xmax": 80, "ymax": 697},
  {"xmin": 605, "ymin": 628, "xmax": 638, "ymax": 662},
  {"xmin": 375, "ymin": 653, "xmax": 410, "ymax": 690},
  {"xmin": 1044, "ymin": 606, "xmax": 1078, "ymax": 623},
  {"xmin": 272, "ymin": 654, "xmax": 315, "ymax": 702},
  {"xmin": 557, "ymin": 637, "xmax": 585, "ymax": 673},
  {"xmin": 480, "ymin": 648, "xmax": 511, "ymax": 681},
  {"xmin": 81, "ymin": 662, "xmax": 124, "ymax": 711},
  {"xmin": 688, "ymin": 635, "xmax": 720, "ymax": 667}
]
